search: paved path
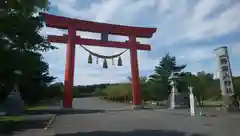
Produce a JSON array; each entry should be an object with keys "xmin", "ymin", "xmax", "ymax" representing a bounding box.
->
[
  {"xmin": 11, "ymin": 98, "xmax": 240, "ymax": 136},
  {"xmin": 49, "ymin": 110, "xmax": 240, "ymax": 136},
  {"xmin": 73, "ymin": 97, "xmax": 131, "ymax": 110}
]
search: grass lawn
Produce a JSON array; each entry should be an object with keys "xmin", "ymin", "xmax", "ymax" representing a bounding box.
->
[
  {"xmin": 0, "ymin": 116, "xmax": 24, "ymax": 122},
  {"xmin": 27, "ymin": 98, "xmax": 60, "ymax": 110},
  {"xmin": 27, "ymin": 105, "xmax": 48, "ymax": 110},
  {"xmin": 202, "ymin": 100, "xmax": 224, "ymax": 106},
  {"xmin": 0, "ymin": 116, "xmax": 24, "ymax": 134}
]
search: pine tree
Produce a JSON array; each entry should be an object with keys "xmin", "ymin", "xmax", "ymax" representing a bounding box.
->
[{"xmin": 148, "ymin": 53, "xmax": 186, "ymax": 101}]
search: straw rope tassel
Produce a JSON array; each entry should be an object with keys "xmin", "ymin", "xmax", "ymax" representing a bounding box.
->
[
  {"xmin": 96, "ymin": 57, "xmax": 99, "ymax": 64},
  {"xmin": 112, "ymin": 58, "xmax": 114, "ymax": 65},
  {"xmin": 88, "ymin": 54, "xmax": 92, "ymax": 64},
  {"xmin": 118, "ymin": 56, "xmax": 122, "ymax": 66},
  {"xmin": 103, "ymin": 59, "xmax": 108, "ymax": 68}
]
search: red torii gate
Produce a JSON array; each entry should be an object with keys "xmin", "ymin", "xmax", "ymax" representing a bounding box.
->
[{"xmin": 40, "ymin": 13, "xmax": 157, "ymax": 109}]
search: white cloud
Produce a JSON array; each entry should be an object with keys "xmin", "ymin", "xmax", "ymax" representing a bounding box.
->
[
  {"xmin": 93, "ymin": 0, "xmax": 128, "ymax": 22},
  {"xmin": 176, "ymin": 46, "xmax": 217, "ymax": 62},
  {"xmin": 184, "ymin": 1, "xmax": 240, "ymax": 40},
  {"xmin": 157, "ymin": 0, "xmax": 171, "ymax": 12},
  {"xmin": 192, "ymin": 0, "xmax": 219, "ymax": 21},
  {"xmin": 39, "ymin": 27, "xmax": 65, "ymax": 36},
  {"xmin": 42, "ymin": 0, "xmax": 240, "ymax": 85},
  {"xmin": 152, "ymin": 0, "xmax": 240, "ymax": 46},
  {"xmin": 231, "ymin": 42, "xmax": 240, "ymax": 56}
]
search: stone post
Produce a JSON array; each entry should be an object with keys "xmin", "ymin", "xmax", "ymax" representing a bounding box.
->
[
  {"xmin": 188, "ymin": 86, "xmax": 196, "ymax": 116},
  {"xmin": 168, "ymin": 72, "xmax": 179, "ymax": 109},
  {"xmin": 170, "ymin": 80, "xmax": 177, "ymax": 109}
]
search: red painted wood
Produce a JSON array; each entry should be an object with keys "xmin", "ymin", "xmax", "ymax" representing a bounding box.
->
[
  {"xmin": 129, "ymin": 36, "xmax": 141, "ymax": 106},
  {"xmin": 63, "ymin": 27, "xmax": 76, "ymax": 108},
  {"xmin": 40, "ymin": 12, "xmax": 157, "ymax": 38},
  {"xmin": 47, "ymin": 35, "xmax": 151, "ymax": 50}
]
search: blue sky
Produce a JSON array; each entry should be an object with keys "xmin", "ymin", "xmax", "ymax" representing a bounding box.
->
[{"xmin": 41, "ymin": 0, "xmax": 240, "ymax": 85}]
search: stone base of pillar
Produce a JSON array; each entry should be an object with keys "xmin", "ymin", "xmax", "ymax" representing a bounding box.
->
[
  {"xmin": 51, "ymin": 108, "xmax": 75, "ymax": 114},
  {"xmin": 132, "ymin": 105, "xmax": 143, "ymax": 110},
  {"xmin": 169, "ymin": 92, "xmax": 176, "ymax": 109},
  {"xmin": 168, "ymin": 107, "xmax": 175, "ymax": 110},
  {"xmin": 60, "ymin": 108, "xmax": 74, "ymax": 111},
  {"xmin": 61, "ymin": 108, "xmax": 74, "ymax": 109}
]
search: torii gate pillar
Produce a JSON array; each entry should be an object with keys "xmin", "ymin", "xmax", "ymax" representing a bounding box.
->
[
  {"xmin": 63, "ymin": 27, "xmax": 76, "ymax": 108},
  {"xmin": 129, "ymin": 36, "xmax": 141, "ymax": 106}
]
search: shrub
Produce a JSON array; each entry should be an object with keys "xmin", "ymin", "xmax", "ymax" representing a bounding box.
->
[{"xmin": 101, "ymin": 83, "xmax": 132, "ymax": 101}]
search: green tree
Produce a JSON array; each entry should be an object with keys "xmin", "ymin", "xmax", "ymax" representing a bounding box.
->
[
  {"xmin": 13, "ymin": 51, "xmax": 55, "ymax": 104},
  {"xmin": 0, "ymin": 0, "xmax": 56, "ymax": 104},
  {"xmin": 0, "ymin": 0, "xmax": 54, "ymax": 51},
  {"xmin": 233, "ymin": 76, "xmax": 240, "ymax": 98},
  {"xmin": 101, "ymin": 83, "xmax": 132, "ymax": 101},
  {"xmin": 46, "ymin": 82, "xmax": 63, "ymax": 99},
  {"xmin": 127, "ymin": 76, "xmax": 147, "ymax": 84},
  {"xmin": 127, "ymin": 76, "xmax": 152, "ymax": 101},
  {"xmin": 148, "ymin": 53, "xmax": 186, "ymax": 101},
  {"xmin": 180, "ymin": 72, "xmax": 202, "ymax": 105},
  {"xmin": 181, "ymin": 71, "xmax": 218, "ymax": 106}
]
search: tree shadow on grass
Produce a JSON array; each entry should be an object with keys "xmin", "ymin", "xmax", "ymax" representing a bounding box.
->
[
  {"xmin": 0, "ymin": 118, "xmax": 49, "ymax": 134},
  {"xmin": 24, "ymin": 107, "xmax": 177, "ymax": 116},
  {"xmin": 24, "ymin": 109, "xmax": 106, "ymax": 115},
  {"xmin": 55, "ymin": 130, "xmax": 207, "ymax": 136}
]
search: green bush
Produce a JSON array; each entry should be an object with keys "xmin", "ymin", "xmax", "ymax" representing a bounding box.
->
[
  {"xmin": 93, "ymin": 88, "xmax": 106, "ymax": 97},
  {"xmin": 101, "ymin": 83, "xmax": 132, "ymax": 101},
  {"xmin": 93, "ymin": 82, "xmax": 159, "ymax": 102}
]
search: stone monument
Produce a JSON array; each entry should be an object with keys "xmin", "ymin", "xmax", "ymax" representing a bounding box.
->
[
  {"xmin": 5, "ymin": 84, "xmax": 25, "ymax": 115},
  {"xmin": 168, "ymin": 72, "xmax": 180, "ymax": 109},
  {"xmin": 5, "ymin": 70, "xmax": 25, "ymax": 115},
  {"xmin": 214, "ymin": 46, "xmax": 235, "ymax": 109},
  {"xmin": 168, "ymin": 72, "xmax": 190, "ymax": 109},
  {"xmin": 188, "ymin": 86, "xmax": 196, "ymax": 116}
]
